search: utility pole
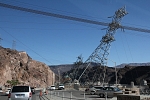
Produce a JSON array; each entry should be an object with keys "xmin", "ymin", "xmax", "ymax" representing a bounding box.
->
[
  {"xmin": 0, "ymin": 37, "xmax": 2, "ymax": 46},
  {"xmin": 114, "ymin": 62, "xmax": 117, "ymax": 85},
  {"xmin": 106, "ymin": 58, "xmax": 117, "ymax": 85},
  {"xmin": 12, "ymin": 40, "xmax": 16, "ymax": 50},
  {"xmin": 58, "ymin": 68, "xmax": 60, "ymax": 84}
]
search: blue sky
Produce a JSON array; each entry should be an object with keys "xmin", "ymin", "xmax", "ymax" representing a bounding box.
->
[{"xmin": 0, "ymin": 0, "xmax": 150, "ymax": 67}]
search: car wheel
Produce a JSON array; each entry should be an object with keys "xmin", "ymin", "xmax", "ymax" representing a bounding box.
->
[{"xmin": 99, "ymin": 93, "xmax": 105, "ymax": 98}]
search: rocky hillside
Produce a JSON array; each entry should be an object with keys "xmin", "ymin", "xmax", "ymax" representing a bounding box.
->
[
  {"xmin": 119, "ymin": 66, "xmax": 150, "ymax": 85},
  {"xmin": 0, "ymin": 46, "xmax": 55, "ymax": 88}
]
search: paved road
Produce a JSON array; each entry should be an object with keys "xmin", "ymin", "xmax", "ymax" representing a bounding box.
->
[
  {"xmin": 1, "ymin": 89, "xmax": 150, "ymax": 100},
  {"xmin": 0, "ymin": 90, "xmax": 40, "ymax": 100}
]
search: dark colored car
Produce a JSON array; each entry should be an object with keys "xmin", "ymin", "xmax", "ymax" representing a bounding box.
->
[
  {"xmin": 85, "ymin": 86, "xmax": 104, "ymax": 95},
  {"xmin": 96, "ymin": 86, "xmax": 122, "ymax": 98}
]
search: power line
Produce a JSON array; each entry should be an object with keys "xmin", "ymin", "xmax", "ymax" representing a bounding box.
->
[
  {"xmin": 0, "ymin": 2, "xmax": 150, "ymax": 33},
  {"xmin": 0, "ymin": 2, "xmax": 108, "ymax": 26},
  {"xmin": 0, "ymin": 27, "xmax": 53, "ymax": 65}
]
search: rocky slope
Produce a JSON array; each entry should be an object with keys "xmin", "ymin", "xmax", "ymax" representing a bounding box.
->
[
  {"xmin": 119, "ymin": 66, "xmax": 150, "ymax": 85},
  {"xmin": 0, "ymin": 46, "xmax": 55, "ymax": 88}
]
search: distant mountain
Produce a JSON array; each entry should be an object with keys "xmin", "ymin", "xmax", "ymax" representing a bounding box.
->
[
  {"xmin": 49, "ymin": 62, "xmax": 150, "ymax": 85},
  {"xmin": 50, "ymin": 62, "xmax": 150, "ymax": 75},
  {"xmin": 127, "ymin": 63, "xmax": 150, "ymax": 66},
  {"xmin": 116, "ymin": 63, "xmax": 150, "ymax": 68},
  {"xmin": 50, "ymin": 64, "xmax": 73, "ymax": 75},
  {"xmin": 49, "ymin": 62, "xmax": 101, "ymax": 75}
]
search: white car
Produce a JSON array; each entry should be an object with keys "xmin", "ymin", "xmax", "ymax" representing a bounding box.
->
[
  {"xmin": 50, "ymin": 85, "xmax": 55, "ymax": 90},
  {"xmin": 0, "ymin": 88, "xmax": 3, "ymax": 93},
  {"xmin": 8, "ymin": 86, "xmax": 32, "ymax": 100},
  {"xmin": 58, "ymin": 84, "xmax": 65, "ymax": 90},
  {"xmin": 5, "ymin": 88, "xmax": 11, "ymax": 95}
]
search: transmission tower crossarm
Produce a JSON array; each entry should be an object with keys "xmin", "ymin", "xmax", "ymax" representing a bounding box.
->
[{"xmin": 0, "ymin": 2, "xmax": 150, "ymax": 33}]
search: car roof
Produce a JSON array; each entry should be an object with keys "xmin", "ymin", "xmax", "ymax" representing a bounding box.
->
[
  {"xmin": 94, "ymin": 86, "xmax": 103, "ymax": 87},
  {"xmin": 11, "ymin": 86, "xmax": 30, "ymax": 92},
  {"xmin": 13, "ymin": 85, "xmax": 30, "ymax": 87}
]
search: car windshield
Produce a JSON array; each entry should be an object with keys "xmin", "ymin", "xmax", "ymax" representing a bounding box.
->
[
  {"xmin": 12, "ymin": 86, "xmax": 29, "ymax": 92},
  {"xmin": 114, "ymin": 87, "xmax": 120, "ymax": 91},
  {"xmin": 51, "ymin": 86, "xmax": 55, "ymax": 87},
  {"xmin": 94, "ymin": 87, "xmax": 103, "ymax": 90}
]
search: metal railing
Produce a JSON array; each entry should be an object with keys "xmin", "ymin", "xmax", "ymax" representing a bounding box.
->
[
  {"xmin": 49, "ymin": 91, "xmax": 86, "ymax": 100},
  {"xmin": 38, "ymin": 90, "xmax": 86, "ymax": 100}
]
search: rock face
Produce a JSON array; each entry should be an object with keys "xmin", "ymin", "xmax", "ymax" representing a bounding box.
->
[{"xmin": 0, "ymin": 46, "xmax": 55, "ymax": 87}]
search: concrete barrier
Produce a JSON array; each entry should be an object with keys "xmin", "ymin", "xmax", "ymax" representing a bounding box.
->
[{"xmin": 117, "ymin": 94, "xmax": 140, "ymax": 100}]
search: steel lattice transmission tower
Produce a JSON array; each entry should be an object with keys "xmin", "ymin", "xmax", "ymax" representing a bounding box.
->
[
  {"xmin": 78, "ymin": 6, "xmax": 128, "ymax": 85},
  {"xmin": 72, "ymin": 55, "xmax": 83, "ymax": 80}
]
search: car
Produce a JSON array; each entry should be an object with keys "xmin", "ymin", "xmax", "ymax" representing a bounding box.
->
[
  {"xmin": 8, "ymin": 86, "xmax": 32, "ymax": 100},
  {"xmin": 96, "ymin": 86, "xmax": 123, "ymax": 98},
  {"xmin": 31, "ymin": 87, "xmax": 35, "ymax": 94},
  {"xmin": 50, "ymin": 85, "xmax": 55, "ymax": 90},
  {"xmin": 90, "ymin": 86, "xmax": 104, "ymax": 95},
  {"xmin": 85, "ymin": 86, "xmax": 104, "ymax": 95},
  {"xmin": 5, "ymin": 88, "xmax": 11, "ymax": 95},
  {"xmin": 0, "ymin": 88, "xmax": 3, "ymax": 93},
  {"xmin": 58, "ymin": 84, "xmax": 65, "ymax": 90}
]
